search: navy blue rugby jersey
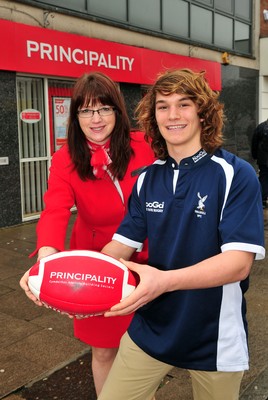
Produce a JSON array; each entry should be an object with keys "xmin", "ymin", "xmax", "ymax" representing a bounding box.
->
[{"xmin": 113, "ymin": 148, "xmax": 265, "ymax": 372}]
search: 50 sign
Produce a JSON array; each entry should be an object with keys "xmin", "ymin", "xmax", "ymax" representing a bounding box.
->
[
  {"xmin": 55, "ymin": 100, "xmax": 69, "ymax": 115},
  {"xmin": 53, "ymin": 97, "xmax": 71, "ymax": 151}
]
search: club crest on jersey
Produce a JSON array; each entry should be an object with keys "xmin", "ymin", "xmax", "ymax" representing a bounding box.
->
[{"xmin": 194, "ymin": 192, "xmax": 208, "ymax": 218}]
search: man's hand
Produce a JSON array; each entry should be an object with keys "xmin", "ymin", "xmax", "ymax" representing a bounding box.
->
[{"xmin": 104, "ymin": 259, "xmax": 168, "ymax": 316}]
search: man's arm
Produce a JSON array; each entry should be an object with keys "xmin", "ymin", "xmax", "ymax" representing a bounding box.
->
[
  {"xmin": 101, "ymin": 240, "xmax": 136, "ymax": 261},
  {"xmin": 104, "ymin": 250, "xmax": 254, "ymax": 317}
]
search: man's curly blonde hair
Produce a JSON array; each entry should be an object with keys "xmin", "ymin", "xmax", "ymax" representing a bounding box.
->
[{"xmin": 135, "ymin": 68, "xmax": 225, "ymax": 159}]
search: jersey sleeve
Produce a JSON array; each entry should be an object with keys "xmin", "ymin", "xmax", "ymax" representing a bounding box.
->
[{"xmin": 219, "ymin": 159, "xmax": 265, "ymax": 260}]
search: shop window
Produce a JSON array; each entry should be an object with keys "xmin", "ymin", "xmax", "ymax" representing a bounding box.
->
[{"xmin": 48, "ymin": 80, "xmax": 74, "ymax": 154}]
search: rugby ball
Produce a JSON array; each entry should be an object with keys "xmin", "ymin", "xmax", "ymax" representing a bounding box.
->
[{"xmin": 28, "ymin": 250, "xmax": 137, "ymax": 317}]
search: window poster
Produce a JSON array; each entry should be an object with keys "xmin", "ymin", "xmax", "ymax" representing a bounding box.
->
[{"xmin": 53, "ymin": 97, "xmax": 71, "ymax": 150}]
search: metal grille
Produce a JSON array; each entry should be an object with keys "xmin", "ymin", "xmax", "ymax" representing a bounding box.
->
[{"xmin": 17, "ymin": 77, "xmax": 49, "ymax": 220}]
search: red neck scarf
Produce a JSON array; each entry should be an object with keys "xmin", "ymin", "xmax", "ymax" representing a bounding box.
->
[{"xmin": 87, "ymin": 139, "xmax": 112, "ymax": 179}]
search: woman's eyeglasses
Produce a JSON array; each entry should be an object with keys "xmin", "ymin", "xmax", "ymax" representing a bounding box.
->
[{"xmin": 77, "ymin": 106, "xmax": 115, "ymax": 118}]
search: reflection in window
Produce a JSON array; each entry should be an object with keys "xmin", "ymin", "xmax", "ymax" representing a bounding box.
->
[
  {"xmin": 191, "ymin": 5, "xmax": 212, "ymax": 44},
  {"xmin": 43, "ymin": 0, "xmax": 86, "ymax": 11},
  {"xmin": 87, "ymin": 0, "xmax": 127, "ymax": 21},
  {"xmin": 235, "ymin": 0, "xmax": 251, "ymax": 20},
  {"xmin": 162, "ymin": 0, "xmax": 189, "ymax": 37},
  {"xmin": 129, "ymin": 0, "xmax": 161, "ymax": 30},
  {"xmin": 215, "ymin": 0, "xmax": 233, "ymax": 14},
  {"xmin": 194, "ymin": 0, "xmax": 213, "ymax": 5},
  {"xmin": 214, "ymin": 14, "xmax": 233, "ymax": 48},
  {"xmin": 234, "ymin": 21, "xmax": 250, "ymax": 53}
]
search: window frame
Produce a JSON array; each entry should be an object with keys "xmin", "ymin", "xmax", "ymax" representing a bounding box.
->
[{"xmin": 19, "ymin": 0, "xmax": 253, "ymax": 57}]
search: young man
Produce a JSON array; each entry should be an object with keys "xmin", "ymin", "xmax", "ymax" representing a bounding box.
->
[{"xmin": 98, "ymin": 69, "xmax": 265, "ymax": 400}]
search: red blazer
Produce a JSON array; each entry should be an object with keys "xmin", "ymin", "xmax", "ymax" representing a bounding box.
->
[{"xmin": 33, "ymin": 131, "xmax": 155, "ymax": 259}]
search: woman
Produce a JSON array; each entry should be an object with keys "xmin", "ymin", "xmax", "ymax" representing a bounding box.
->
[{"xmin": 20, "ymin": 71, "xmax": 155, "ymax": 396}]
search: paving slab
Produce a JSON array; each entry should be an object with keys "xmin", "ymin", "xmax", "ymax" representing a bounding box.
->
[
  {"xmin": 0, "ymin": 348, "xmax": 47, "ymax": 398},
  {"xmin": 30, "ymin": 311, "xmax": 75, "ymax": 338},
  {"xmin": 0, "ymin": 313, "xmax": 42, "ymax": 348},
  {"xmin": 240, "ymin": 367, "xmax": 268, "ymax": 399},
  {"xmin": 8, "ymin": 329, "xmax": 88, "ymax": 370},
  {"xmin": 0, "ymin": 249, "xmax": 31, "ymax": 277}
]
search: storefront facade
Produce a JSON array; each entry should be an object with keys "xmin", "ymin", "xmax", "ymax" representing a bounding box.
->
[{"xmin": 0, "ymin": 1, "xmax": 260, "ymax": 227}]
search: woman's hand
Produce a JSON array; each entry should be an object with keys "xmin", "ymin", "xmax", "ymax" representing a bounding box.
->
[
  {"xmin": 20, "ymin": 246, "xmax": 59, "ymax": 306},
  {"xmin": 19, "ymin": 269, "xmax": 43, "ymax": 306}
]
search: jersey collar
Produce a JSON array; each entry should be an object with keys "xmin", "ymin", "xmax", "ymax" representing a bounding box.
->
[{"xmin": 167, "ymin": 149, "xmax": 209, "ymax": 169}]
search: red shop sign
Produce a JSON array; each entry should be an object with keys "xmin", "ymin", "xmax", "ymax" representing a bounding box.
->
[{"xmin": 0, "ymin": 19, "xmax": 221, "ymax": 90}]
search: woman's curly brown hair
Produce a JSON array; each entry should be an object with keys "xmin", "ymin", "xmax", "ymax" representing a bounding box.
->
[{"xmin": 135, "ymin": 68, "xmax": 225, "ymax": 159}]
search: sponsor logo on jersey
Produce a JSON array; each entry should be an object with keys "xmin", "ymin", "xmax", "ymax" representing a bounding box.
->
[
  {"xmin": 194, "ymin": 192, "xmax": 208, "ymax": 218},
  {"xmin": 146, "ymin": 201, "xmax": 165, "ymax": 213},
  {"xmin": 192, "ymin": 149, "xmax": 207, "ymax": 163}
]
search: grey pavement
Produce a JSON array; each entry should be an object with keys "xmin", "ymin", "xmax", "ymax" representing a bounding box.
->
[{"xmin": 0, "ymin": 213, "xmax": 268, "ymax": 400}]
